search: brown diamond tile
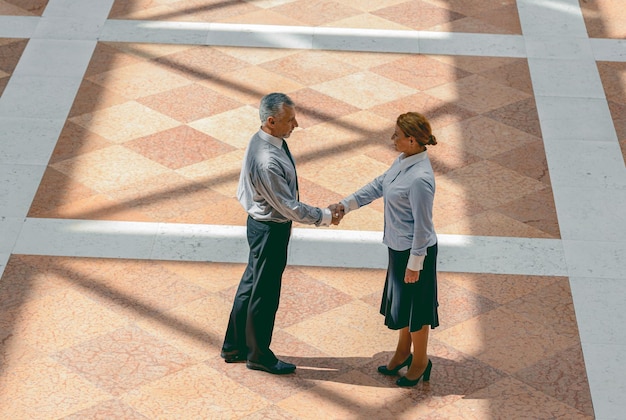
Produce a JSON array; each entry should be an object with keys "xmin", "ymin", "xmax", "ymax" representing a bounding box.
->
[
  {"xmin": 485, "ymin": 97, "xmax": 542, "ymax": 138},
  {"xmin": 495, "ymin": 188, "xmax": 560, "ymax": 237},
  {"xmin": 427, "ymin": 140, "xmax": 482, "ymax": 176},
  {"xmin": 438, "ymin": 160, "xmax": 546, "ymax": 209},
  {"xmin": 124, "ymin": 126, "xmax": 236, "ymax": 169},
  {"xmin": 479, "ymin": 58, "xmax": 534, "ymax": 95},
  {"xmin": 425, "ymin": 74, "xmax": 531, "ymax": 114},
  {"xmin": 84, "ymin": 42, "xmax": 144, "ymax": 78},
  {"xmin": 54, "ymin": 325, "xmax": 195, "ymax": 396},
  {"xmin": 276, "ymin": 268, "xmax": 354, "ymax": 327},
  {"xmin": 598, "ymin": 62, "xmax": 626, "ymax": 106},
  {"xmin": 437, "ymin": 273, "xmax": 501, "ymax": 329},
  {"xmin": 371, "ymin": 54, "xmax": 472, "ymax": 91},
  {"xmin": 1, "ymin": 0, "xmax": 47, "ymax": 16},
  {"xmin": 445, "ymin": 273, "xmax": 561, "ymax": 305},
  {"xmin": 437, "ymin": 209, "xmax": 556, "ymax": 238},
  {"xmin": 373, "ymin": 0, "xmax": 466, "ymax": 31},
  {"xmin": 437, "ymin": 115, "xmax": 539, "ymax": 159},
  {"xmin": 432, "ymin": 184, "xmax": 486, "ymax": 231},
  {"xmin": 0, "ymin": 38, "xmax": 28, "ymax": 73},
  {"xmin": 432, "ymin": 55, "xmax": 517, "ymax": 74},
  {"xmin": 505, "ymin": 279, "xmax": 580, "ymax": 341},
  {"xmin": 489, "ymin": 139, "xmax": 550, "ymax": 184},
  {"xmin": 154, "ymin": 45, "xmax": 251, "ymax": 82},
  {"xmin": 514, "ymin": 345, "xmax": 594, "ymax": 417}
]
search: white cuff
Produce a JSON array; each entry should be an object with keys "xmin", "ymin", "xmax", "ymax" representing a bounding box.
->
[
  {"xmin": 318, "ymin": 207, "xmax": 332, "ymax": 226},
  {"xmin": 407, "ymin": 254, "xmax": 425, "ymax": 271}
]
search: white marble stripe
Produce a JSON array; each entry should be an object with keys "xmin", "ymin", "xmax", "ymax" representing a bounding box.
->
[
  {"xmin": 0, "ymin": 16, "xmax": 39, "ymax": 38},
  {"xmin": 590, "ymin": 38, "xmax": 626, "ymax": 62},
  {"xmin": 13, "ymin": 218, "xmax": 568, "ymax": 276},
  {"xmin": 518, "ymin": 0, "xmax": 626, "ymax": 417},
  {"xmin": 99, "ymin": 20, "xmax": 525, "ymax": 56}
]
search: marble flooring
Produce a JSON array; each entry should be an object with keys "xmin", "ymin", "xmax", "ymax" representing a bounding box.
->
[{"xmin": 0, "ymin": 0, "xmax": 625, "ymax": 419}]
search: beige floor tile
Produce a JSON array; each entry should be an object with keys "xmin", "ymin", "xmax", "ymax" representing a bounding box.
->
[
  {"xmin": 0, "ymin": 356, "xmax": 112, "ymax": 419},
  {"xmin": 69, "ymin": 102, "xmax": 180, "ymax": 144},
  {"xmin": 284, "ymin": 301, "xmax": 396, "ymax": 365},
  {"xmin": 52, "ymin": 145, "xmax": 171, "ymax": 193},
  {"xmin": 121, "ymin": 363, "xmax": 270, "ymax": 419},
  {"xmin": 312, "ymin": 71, "xmax": 418, "ymax": 109}
]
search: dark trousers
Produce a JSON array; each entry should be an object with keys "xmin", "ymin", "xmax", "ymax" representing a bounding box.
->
[{"xmin": 222, "ymin": 216, "xmax": 291, "ymax": 364}]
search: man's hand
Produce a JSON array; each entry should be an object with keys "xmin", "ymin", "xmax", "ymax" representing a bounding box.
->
[
  {"xmin": 328, "ymin": 203, "xmax": 345, "ymax": 225},
  {"xmin": 404, "ymin": 269, "xmax": 420, "ymax": 284}
]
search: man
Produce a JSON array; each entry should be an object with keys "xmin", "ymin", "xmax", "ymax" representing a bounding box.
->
[{"xmin": 221, "ymin": 92, "xmax": 342, "ymax": 375}]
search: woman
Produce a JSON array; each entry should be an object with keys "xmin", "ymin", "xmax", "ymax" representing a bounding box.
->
[{"xmin": 338, "ymin": 112, "xmax": 439, "ymax": 387}]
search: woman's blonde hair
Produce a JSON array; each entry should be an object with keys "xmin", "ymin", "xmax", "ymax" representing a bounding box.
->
[{"xmin": 397, "ymin": 112, "xmax": 437, "ymax": 147}]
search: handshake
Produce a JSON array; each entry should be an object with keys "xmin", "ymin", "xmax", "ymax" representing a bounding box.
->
[{"xmin": 328, "ymin": 203, "xmax": 345, "ymax": 226}]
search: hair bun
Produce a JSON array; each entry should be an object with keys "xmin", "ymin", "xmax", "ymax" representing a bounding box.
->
[{"xmin": 429, "ymin": 134, "xmax": 437, "ymax": 145}]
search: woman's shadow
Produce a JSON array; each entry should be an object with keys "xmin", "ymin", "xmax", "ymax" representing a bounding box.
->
[{"xmin": 284, "ymin": 351, "xmax": 506, "ymax": 397}]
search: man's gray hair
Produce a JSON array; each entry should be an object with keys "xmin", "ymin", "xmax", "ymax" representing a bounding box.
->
[{"xmin": 259, "ymin": 92, "xmax": 294, "ymax": 123}]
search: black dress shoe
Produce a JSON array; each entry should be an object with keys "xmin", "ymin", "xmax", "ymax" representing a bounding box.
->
[
  {"xmin": 220, "ymin": 350, "xmax": 247, "ymax": 363},
  {"xmin": 378, "ymin": 354, "xmax": 413, "ymax": 376},
  {"xmin": 246, "ymin": 359, "xmax": 296, "ymax": 375},
  {"xmin": 396, "ymin": 359, "xmax": 432, "ymax": 387}
]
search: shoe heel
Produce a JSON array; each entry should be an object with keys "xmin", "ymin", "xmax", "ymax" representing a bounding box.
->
[{"xmin": 422, "ymin": 359, "xmax": 432, "ymax": 382}]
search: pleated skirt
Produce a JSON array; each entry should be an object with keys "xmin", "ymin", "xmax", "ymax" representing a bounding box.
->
[{"xmin": 380, "ymin": 243, "xmax": 439, "ymax": 332}]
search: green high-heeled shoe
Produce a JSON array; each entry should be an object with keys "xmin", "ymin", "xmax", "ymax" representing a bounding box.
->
[
  {"xmin": 396, "ymin": 359, "xmax": 432, "ymax": 387},
  {"xmin": 377, "ymin": 354, "xmax": 413, "ymax": 376}
]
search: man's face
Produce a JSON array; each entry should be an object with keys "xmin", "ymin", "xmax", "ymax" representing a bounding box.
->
[{"xmin": 268, "ymin": 105, "xmax": 298, "ymax": 138}]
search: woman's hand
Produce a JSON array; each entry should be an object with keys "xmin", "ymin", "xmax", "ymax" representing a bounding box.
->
[{"xmin": 404, "ymin": 268, "xmax": 420, "ymax": 283}]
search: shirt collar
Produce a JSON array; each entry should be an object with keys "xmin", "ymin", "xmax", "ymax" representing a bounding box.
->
[
  {"xmin": 258, "ymin": 128, "xmax": 283, "ymax": 148},
  {"xmin": 398, "ymin": 151, "xmax": 428, "ymax": 170}
]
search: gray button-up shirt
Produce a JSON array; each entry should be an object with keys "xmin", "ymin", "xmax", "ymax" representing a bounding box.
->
[
  {"xmin": 341, "ymin": 151, "xmax": 437, "ymax": 269},
  {"xmin": 237, "ymin": 129, "xmax": 331, "ymax": 226}
]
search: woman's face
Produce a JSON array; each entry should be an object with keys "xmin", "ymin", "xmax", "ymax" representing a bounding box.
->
[{"xmin": 391, "ymin": 124, "xmax": 412, "ymax": 154}]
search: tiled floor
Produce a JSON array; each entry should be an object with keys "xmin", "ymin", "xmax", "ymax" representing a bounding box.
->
[{"xmin": 0, "ymin": 0, "xmax": 625, "ymax": 419}]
